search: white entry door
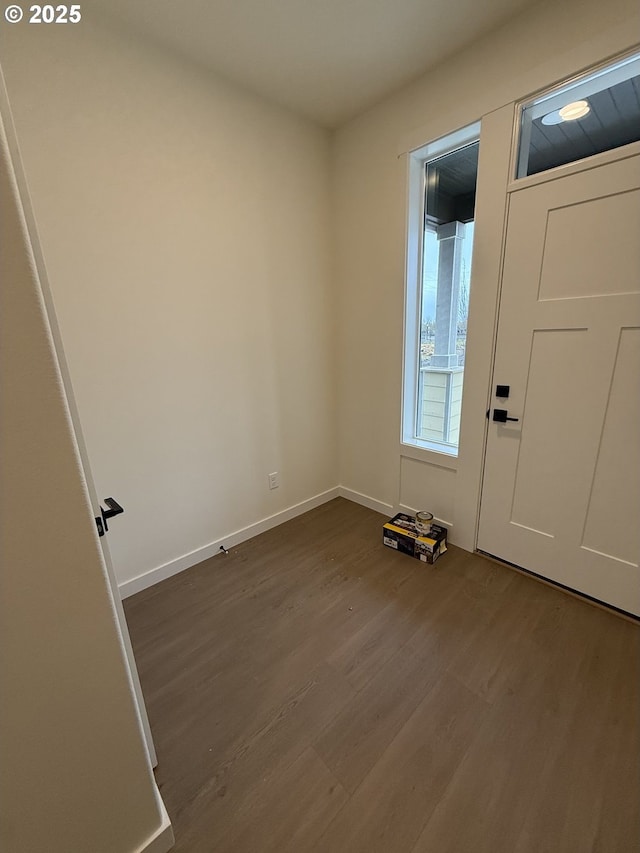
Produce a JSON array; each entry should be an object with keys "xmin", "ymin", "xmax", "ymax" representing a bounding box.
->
[{"xmin": 478, "ymin": 147, "xmax": 640, "ymax": 616}]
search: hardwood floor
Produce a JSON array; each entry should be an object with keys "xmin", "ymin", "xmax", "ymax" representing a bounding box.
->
[{"xmin": 124, "ymin": 498, "xmax": 640, "ymax": 852}]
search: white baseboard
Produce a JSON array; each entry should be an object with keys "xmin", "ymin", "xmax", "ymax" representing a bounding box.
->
[
  {"xmin": 119, "ymin": 486, "xmax": 405, "ymax": 599},
  {"xmin": 338, "ymin": 486, "xmax": 394, "ymax": 517},
  {"xmin": 119, "ymin": 487, "xmax": 340, "ymax": 599},
  {"xmin": 132, "ymin": 799, "xmax": 174, "ymax": 853}
]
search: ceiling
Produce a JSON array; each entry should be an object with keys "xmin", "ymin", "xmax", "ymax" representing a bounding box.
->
[
  {"xmin": 426, "ymin": 141, "xmax": 479, "ymax": 224},
  {"xmin": 99, "ymin": 0, "xmax": 540, "ymax": 128}
]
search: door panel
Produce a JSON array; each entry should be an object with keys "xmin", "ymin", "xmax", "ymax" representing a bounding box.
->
[
  {"xmin": 581, "ymin": 327, "xmax": 640, "ymax": 565},
  {"xmin": 478, "ymin": 152, "xmax": 640, "ymax": 615},
  {"xmin": 538, "ymin": 187, "xmax": 640, "ymax": 300}
]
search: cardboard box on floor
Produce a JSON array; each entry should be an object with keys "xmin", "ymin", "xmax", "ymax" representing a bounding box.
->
[{"xmin": 382, "ymin": 513, "xmax": 447, "ymax": 564}]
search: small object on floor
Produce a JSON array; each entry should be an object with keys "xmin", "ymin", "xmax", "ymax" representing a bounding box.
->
[
  {"xmin": 382, "ymin": 512, "xmax": 447, "ymax": 564},
  {"xmin": 219, "ymin": 545, "xmax": 229, "ymax": 555}
]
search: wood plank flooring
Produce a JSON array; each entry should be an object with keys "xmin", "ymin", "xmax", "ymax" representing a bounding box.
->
[{"xmin": 124, "ymin": 498, "xmax": 640, "ymax": 852}]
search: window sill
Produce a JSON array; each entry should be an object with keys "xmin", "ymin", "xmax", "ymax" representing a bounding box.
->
[{"xmin": 400, "ymin": 441, "xmax": 458, "ymax": 471}]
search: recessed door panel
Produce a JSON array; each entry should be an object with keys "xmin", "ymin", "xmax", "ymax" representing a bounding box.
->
[
  {"xmin": 539, "ymin": 189, "xmax": 640, "ymax": 300},
  {"xmin": 581, "ymin": 327, "xmax": 640, "ymax": 567},
  {"xmin": 510, "ymin": 328, "xmax": 590, "ymax": 537}
]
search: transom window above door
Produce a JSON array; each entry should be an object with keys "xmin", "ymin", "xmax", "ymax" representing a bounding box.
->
[{"xmin": 517, "ymin": 50, "xmax": 640, "ymax": 179}]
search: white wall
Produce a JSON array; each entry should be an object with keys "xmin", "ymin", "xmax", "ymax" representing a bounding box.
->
[
  {"xmin": 1, "ymin": 0, "xmax": 638, "ymax": 599},
  {"xmin": 332, "ymin": 0, "xmax": 640, "ymax": 546},
  {"xmin": 0, "ymin": 14, "xmax": 337, "ymax": 592},
  {"xmin": 0, "ymin": 106, "xmax": 171, "ymax": 853}
]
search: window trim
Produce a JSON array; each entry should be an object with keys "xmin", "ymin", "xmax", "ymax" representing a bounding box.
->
[
  {"xmin": 401, "ymin": 121, "xmax": 480, "ymax": 468},
  {"xmin": 514, "ymin": 48, "xmax": 640, "ymax": 180}
]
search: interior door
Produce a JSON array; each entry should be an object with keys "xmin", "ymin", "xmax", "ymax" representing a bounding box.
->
[
  {"xmin": 0, "ymin": 72, "xmax": 158, "ymax": 765},
  {"xmin": 478, "ymin": 148, "xmax": 640, "ymax": 616}
]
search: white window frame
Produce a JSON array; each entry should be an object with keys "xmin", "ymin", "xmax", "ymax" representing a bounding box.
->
[
  {"xmin": 515, "ymin": 50, "xmax": 640, "ymax": 179},
  {"xmin": 401, "ymin": 121, "xmax": 480, "ymax": 468}
]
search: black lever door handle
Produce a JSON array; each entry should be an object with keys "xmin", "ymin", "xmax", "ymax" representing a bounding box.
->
[
  {"xmin": 102, "ymin": 497, "xmax": 124, "ymax": 520},
  {"xmin": 96, "ymin": 497, "xmax": 125, "ymax": 534},
  {"xmin": 493, "ymin": 409, "xmax": 519, "ymax": 423}
]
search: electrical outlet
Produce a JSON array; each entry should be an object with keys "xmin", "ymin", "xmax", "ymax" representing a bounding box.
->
[{"xmin": 268, "ymin": 471, "xmax": 280, "ymax": 490}]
